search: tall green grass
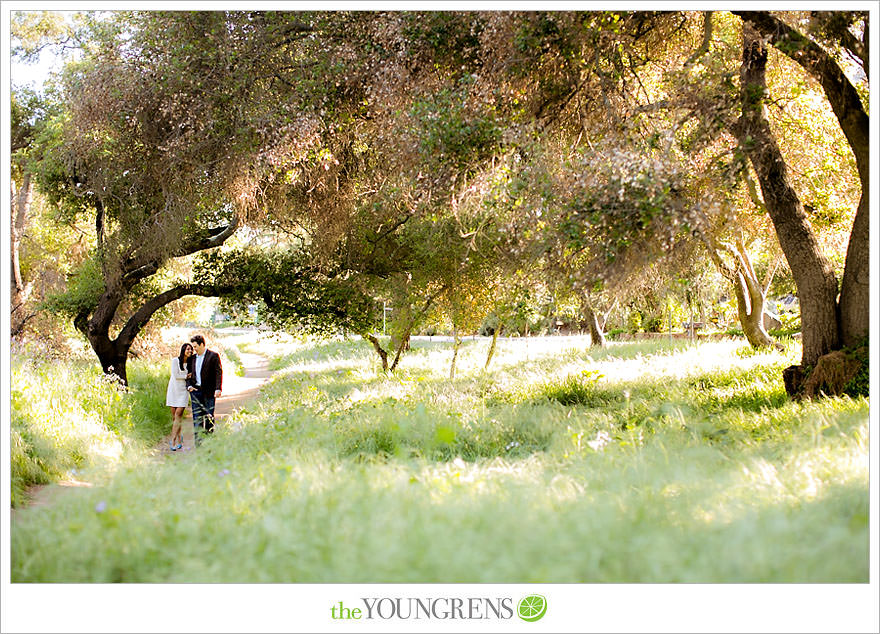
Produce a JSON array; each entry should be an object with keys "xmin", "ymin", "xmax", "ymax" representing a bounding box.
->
[
  {"xmin": 221, "ymin": 343, "xmax": 246, "ymax": 377},
  {"xmin": 11, "ymin": 336, "xmax": 869, "ymax": 582},
  {"xmin": 10, "ymin": 355, "xmax": 169, "ymax": 506}
]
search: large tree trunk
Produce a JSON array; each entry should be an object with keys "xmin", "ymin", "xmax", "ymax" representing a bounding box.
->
[
  {"xmin": 90, "ymin": 335, "xmax": 131, "ymax": 386},
  {"xmin": 839, "ymin": 193, "xmax": 870, "ymax": 347},
  {"xmin": 11, "ymin": 173, "xmax": 34, "ymax": 335},
  {"xmin": 735, "ymin": 24, "xmax": 840, "ymax": 372},
  {"xmin": 74, "ymin": 286, "xmax": 129, "ymax": 384},
  {"xmin": 737, "ymin": 10, "xmax": 870, "ymax": 350},
  {"xmin": 735, "ymin": 11, "xmax": 870, "ymax": 395}
]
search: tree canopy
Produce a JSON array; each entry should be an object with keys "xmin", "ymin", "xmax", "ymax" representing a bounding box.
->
[{"xmin": 12, "ymin": 9, "xmax": 869, "ymax": 395}]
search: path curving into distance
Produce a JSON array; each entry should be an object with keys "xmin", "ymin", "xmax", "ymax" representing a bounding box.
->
[{"xmin": 17, "ymin": 352, "xmax": 275, "ymax": 510}]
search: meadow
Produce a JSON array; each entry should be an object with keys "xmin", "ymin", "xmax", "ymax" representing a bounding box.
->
[
  {"xmin": 10, "ymin": 354, "xmax": 170, "ymax": 507},
  {"xmin": 10, "ymin": 333, "xmax": 869, "ymax": 582}
]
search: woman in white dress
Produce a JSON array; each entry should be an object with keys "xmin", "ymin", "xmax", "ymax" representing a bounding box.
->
[{"xmin": 166, "ymin": 343, "xmax": 194, "ymax": 451}]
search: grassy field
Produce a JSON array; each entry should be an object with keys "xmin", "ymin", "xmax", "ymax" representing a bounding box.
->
[
  {"xmin": 10, "ymin": 355, "xmax": 170, "ymax": 507},
  {"xmin": 10, "ymin": 333, "xmax": 869, "ymax": 582}
]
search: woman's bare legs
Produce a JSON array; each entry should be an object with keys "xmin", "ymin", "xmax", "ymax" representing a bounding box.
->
[{"xmin": 170, "ymin": 407, "xmax": 184, "ymax": 448}]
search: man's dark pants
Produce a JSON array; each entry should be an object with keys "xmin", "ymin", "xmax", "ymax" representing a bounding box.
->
[{"xmin": 191, "ymin": 388, "xmax": 216, "ymax": 446}]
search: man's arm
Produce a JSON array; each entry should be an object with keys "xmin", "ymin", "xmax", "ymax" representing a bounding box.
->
[
  {"xmin": 214, "ymin": 351, "xmax": 223, "ymax": 397},
  {"xmin": 186, "ymin": 356, "xmax": 196, "ymax": 390}
]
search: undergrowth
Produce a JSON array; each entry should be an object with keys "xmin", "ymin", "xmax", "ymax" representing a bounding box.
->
[
  {"xmin": 11, "ymin": 335, "xmax": 869, "ymax": 582},
  {"xmin": 10, "ymin": 357, "xmax": 168, "ymax": 506}
]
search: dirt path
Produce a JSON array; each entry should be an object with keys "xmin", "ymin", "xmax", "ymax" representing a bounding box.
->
[{"xmin": 19, "ymin": 352, "xmax": 275, "ymax": 509}]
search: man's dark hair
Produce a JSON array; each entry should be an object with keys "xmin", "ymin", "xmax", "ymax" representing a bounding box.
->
[{"xmin": 190, "ymin": 334, "xmax": 206, "ymax": 346}]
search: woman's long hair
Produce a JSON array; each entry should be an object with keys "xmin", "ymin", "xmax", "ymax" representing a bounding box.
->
[{"xmin": 178, "ymin": 343, "xmax": 192, "ymax": 371}]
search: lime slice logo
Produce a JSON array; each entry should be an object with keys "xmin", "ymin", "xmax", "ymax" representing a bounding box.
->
[{"xmin": 517, "ymin": 595, "xmax": 547, "ymax": 622}]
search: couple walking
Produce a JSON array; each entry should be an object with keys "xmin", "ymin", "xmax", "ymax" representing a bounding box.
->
[{"xmin": 165, "ymin": 334, "xmax": 223, "ymax": 450}]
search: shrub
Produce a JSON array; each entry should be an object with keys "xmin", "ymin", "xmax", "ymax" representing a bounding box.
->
[
  {"xmin": 643, "ymin": 315, "xmax": 664, "ymax": 333},
  {"xmin": 626, "ymin": 310, "xmax": 642, "ymax": 334},
  {"xmin": 843, "ymin": 343, "xmax": 869, "ymax": 398},
  {"xmin": 536, "ymin": 369, "xmax": 609, "ymax": 406}
]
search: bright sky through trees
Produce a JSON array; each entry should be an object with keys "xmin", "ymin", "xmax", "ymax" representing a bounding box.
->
[
  {"xmin": 11, "ymin": 52, "xmax": 58, "ymax": 89},
  {"xmin": 9, "ymin": 9, "xmax": 84, "ymax": 91}
]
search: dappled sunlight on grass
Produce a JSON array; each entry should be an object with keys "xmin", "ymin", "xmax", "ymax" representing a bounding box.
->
[
  {"xmin": 10, "ymin": 358, "xmax": 171, "ymax": 505},
  {"xmin": 11, "ymin": 335, "xmax": 868, "ymax": 582}
]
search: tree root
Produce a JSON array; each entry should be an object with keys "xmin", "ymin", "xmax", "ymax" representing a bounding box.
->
[{"xmin": 784, "ymin": 349, "xmax": 865, "ymax": 399}]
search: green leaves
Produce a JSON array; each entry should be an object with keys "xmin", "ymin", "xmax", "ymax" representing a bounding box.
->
[
  {"xmin": 401, "ymin": 12, "xmax": 484, "ymax": 70},
  {"xmin": 434, "ymin": 425, "xmax": 457, "ymax": 445},
  {"xmin": 194, "ymin": 247, "xmax": 379, "ymax": 337},
  {"xmin": 41, "ymin": 256, "xmax": 105, "ymax": 318},
  {"xmin": 409, "ymin": 79, "xmax": 502, "ymax": 174},
  {"xmin": 11, "ymin": 10, "xmax": 74, "ymax": 62}
]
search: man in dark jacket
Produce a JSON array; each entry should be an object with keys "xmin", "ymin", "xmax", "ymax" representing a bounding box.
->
[{"xmin": 187, "ymin": 334, "xmax": 223, "ymax": 446}]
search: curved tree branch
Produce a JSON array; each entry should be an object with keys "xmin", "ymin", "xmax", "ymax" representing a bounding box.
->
[
  {"xmin": 121, "ymin": 214, "xmax": 240, "ymax": 284},
  {"xmin": 735, "ymin": 10, "xmax": 869, "ymax": 348},
  {"xmin": 197, "ymin": 215, "xmax": 241, "ymax": 250},
  {"xmin": 809, "ymin": 11, "xmax": 868, "ymax": 74},
  {"xmin": 733, "ymin": 10, "xmax": 868, "ymax": 184},
  {"xmin": 114, "ymin": 282, "xmax": 233, "ymax": 350}
]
